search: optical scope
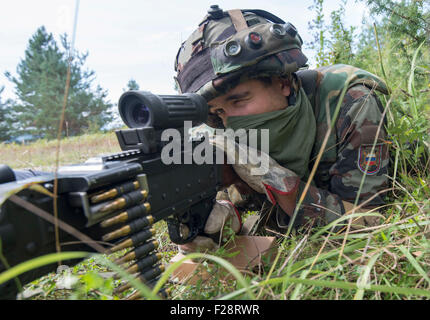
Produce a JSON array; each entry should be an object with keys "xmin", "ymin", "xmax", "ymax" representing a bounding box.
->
[{"xmin": 118, "ymin": 91, "xmax": 208, "ymax": 129}]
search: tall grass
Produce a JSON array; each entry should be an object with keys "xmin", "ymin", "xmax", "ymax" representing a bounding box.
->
[
  {"xmin": 2, "ymin": 64, "xmax": 429, "ymax": 300},
  {"xmin": 1, "ymin": 32, "xmax": 429, "ymax": 302}
]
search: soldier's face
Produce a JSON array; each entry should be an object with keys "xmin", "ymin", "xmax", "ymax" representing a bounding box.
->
[{"xmin": 208, "ymin": 77, "xmax": 291, "ymax": 127}]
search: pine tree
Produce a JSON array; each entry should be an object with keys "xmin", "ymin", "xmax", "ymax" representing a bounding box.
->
[
  {"xmin": 363, "ymin": 0, "xmax": 430, "ymax": 48},
  {"xmin": 5, "ymin": 26, "xmax": 113, "ymax": 139},
  {"xmin": 0, "ymin": 86, "xmax": 12, "ymax": 141},
  {"xmin": 124, "ymin": 78, "xmax": 140, "ymax": 91}
]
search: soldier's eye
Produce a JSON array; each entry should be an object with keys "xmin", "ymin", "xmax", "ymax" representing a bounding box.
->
[{"xmin": 213, "ymin": 108, "xmax": 224, "ymax": 115}]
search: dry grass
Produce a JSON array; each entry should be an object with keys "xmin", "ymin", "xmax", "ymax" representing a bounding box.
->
[{"xmin": 0, "ymin": 132, "xmax": 121, "ymax": 171}]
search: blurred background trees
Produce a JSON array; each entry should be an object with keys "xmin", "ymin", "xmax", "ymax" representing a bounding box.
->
[
  {"xmin": 4, "ymin": 26, "xmax": 112, "ymax": 140},
  {"xmin": 0, "ymin": 86, "xmax": 13, "ymax": 141},
  {"xmin": 307, "ymin": 0, "xmax": 429, "ymax": 176}
]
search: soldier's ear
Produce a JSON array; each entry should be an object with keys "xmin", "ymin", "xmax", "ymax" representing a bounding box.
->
[{"xmin": 277, "ymin": 77, "xmax": 291, "ymax": 97}]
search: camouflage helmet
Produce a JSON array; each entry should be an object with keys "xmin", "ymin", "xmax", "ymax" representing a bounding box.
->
[{"xmin": 174, "ymin": 5, "xmax": 308, "ymax": 102}]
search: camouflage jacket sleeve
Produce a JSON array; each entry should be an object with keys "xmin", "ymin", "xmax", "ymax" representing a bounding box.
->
[{"xmin": 283, "ymin": 84, "xmax": 390, "ymax": 229}]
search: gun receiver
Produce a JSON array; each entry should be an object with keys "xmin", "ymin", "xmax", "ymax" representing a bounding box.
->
[{"xmin": 0, "ymin": 91, "xmax": 223, "ymax": 299}]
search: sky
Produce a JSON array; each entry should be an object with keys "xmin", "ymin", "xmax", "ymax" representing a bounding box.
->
[{"xmin": 0, "ymin": 0, "xmax": 369, "ymax": 107}]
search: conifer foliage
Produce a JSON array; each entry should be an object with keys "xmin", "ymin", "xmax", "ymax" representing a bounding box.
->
[
  {"xmin": 5, "ymin": 26, "xmax": 112, "ymax": 139},
  {"xmin": 364, "ymin": 0, "xmax": 430, "ymax": 47},
  {"xmin": 124, "ymin": 78, "xmax": 140, "ymax": 91},
  {"xmin": 0, "ymin": 86, "xmax": 12, "ymax": 141}
]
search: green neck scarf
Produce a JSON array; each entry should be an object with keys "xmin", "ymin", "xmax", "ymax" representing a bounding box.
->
[{"xmin": 226, "ymin": 87, "xmax": 316, "ymax": 178}]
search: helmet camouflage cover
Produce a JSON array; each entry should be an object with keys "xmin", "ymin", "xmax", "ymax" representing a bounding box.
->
[{"xmin": 174, "ymin": 5, "xmax": 308, "ymax": 102}]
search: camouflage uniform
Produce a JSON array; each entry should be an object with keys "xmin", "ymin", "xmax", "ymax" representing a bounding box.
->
[
  {"xmin": 174, "ymin": 7, "xmax": 391, "ymax": 233},
  {"xmin": 271, "ymin": 64, "xmax": 390, "ymax": 231}
]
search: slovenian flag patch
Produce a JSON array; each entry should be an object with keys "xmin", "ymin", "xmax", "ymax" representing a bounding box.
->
[{"xmin": 358, "ymin": 144, "xmax": 382, "ymax": 175}]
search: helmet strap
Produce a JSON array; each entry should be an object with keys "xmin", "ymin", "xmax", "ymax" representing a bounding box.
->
[
  {"xmin": 227, "ymin": 9, "xmax": 248, "ymax": 32},
  {"xmin": 287, "ymin": 86, "xmax": 297, "ymax": 105},
  {"xmin": 287, "ymin": 73, "xmax": 299, "ymax": 105}
]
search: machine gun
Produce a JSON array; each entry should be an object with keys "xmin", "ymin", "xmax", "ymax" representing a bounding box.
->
[{"xmin": 0, "ymin": 91, "xmax": 224, "ymax": 299}]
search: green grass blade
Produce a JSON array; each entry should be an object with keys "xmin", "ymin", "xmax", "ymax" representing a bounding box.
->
[
  {"xmin": 354, "ymin": 252, "xmax": 381, "ymax": 300},
  {"xmin": 265, "ymin": 276, "xmax": 430, "ymax": 298},
  {"xmin": 373, "ymin": 23, "xmax": 389, "ymax": 90},
  {"xmin": 288, "ymin": 240, "xmax": 367, "ymax": 275},
  {"xmin": 290, "ymin": 269, "xmax": 310, "ymax": 300},
  {"xmin": 398, "ymin": 245, "xmax": 430, "ymax": 287},
  {"xmin": 0, "ymin": 238, "xmax": 23, "ymax": 293},
  {"xmin": 407, "ymin": 40, "xmax": 425, "ymax": 119},
  {"xmin": 221, "ymin": 269, "xmax": 430, "ymax": 300},
  {"xmin": 0, "ymin": 251, "xmax": 89, "ymax": 285}
]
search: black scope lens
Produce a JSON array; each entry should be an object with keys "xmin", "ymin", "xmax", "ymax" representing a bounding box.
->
[
  {"xmin": 131, "ymin": 103, "xmax": 151, "ymax": 127},
  {"xmin": 118, "ymin": 91, "xmax": 208, "ymax": 129}
]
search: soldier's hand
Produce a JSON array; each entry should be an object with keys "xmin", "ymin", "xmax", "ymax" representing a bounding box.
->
[{"xmin": 178, "ymin": 200, "xmax": 242, "ymax": 254}]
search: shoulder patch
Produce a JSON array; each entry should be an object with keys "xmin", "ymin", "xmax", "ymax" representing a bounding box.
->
[{"xmin": 358, "ymin": 144, "xmax": 382, "ymax": 175}]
